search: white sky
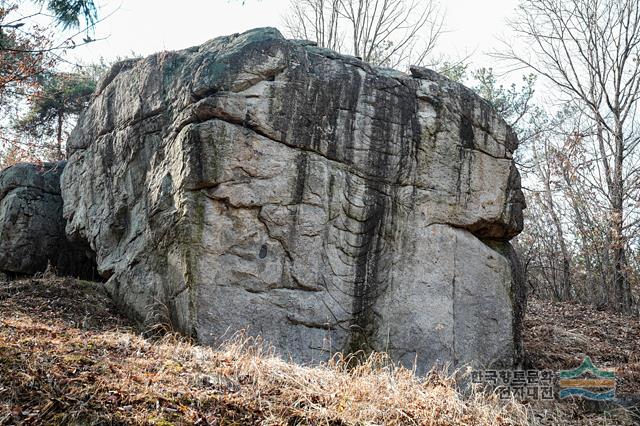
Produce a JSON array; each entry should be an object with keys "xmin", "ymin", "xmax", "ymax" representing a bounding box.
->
[{"xmin": 68, "ymin": 0, "xmax": 521, "ymax": 72}]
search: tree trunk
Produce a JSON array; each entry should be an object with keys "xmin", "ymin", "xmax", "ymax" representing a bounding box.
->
[
  {"xmin": 545, "ymin": 189, "xmax": 571, "ymax": 300},
  {"xmin": 612, "ymin": 128, "xmax": 632, "ymax": 313},
  {"xmin": 56, "ymin": 111, "xmax": 63, "ymax": 160},
  {"xmin": 535, "ymin": 142, "xmax": 572, "ymax": 300}
]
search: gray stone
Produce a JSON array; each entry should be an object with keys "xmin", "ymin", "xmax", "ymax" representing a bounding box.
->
[
  {"xmin": 0, "ymin": 162, "xmax": 97, "ymax": 278},
  {"xmin": 62, "ymin": 27, "xmax": 526, "ymax": 372}
]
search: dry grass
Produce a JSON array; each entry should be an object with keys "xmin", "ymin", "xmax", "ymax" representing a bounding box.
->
[
  {"xmin": 0, "ymin": 277, "xmax": 530, "ymax": 425},
  {"xmin": 0, "ymin": 277, "xmax": 637, "ymax": 425}
]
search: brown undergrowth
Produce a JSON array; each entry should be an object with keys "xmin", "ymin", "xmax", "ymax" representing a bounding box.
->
[
  {"xmin": 0, "ymin": 277, "xmax": 637, "ymax": 425},
  {"xmin": 524, "ymin": 297, "xmax": 640, "ymax": 425},
  {"xmin": 525, "ymin": 297, "xmax": 640, "ymax": 396}
]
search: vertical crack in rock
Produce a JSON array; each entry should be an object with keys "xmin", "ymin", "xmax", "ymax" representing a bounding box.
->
[
  {"xmin": 451, "ymin": 230, "xmax": 458, "ymax": 365},
  {"xmin": 349, "ymin": 182, "xmax": 387, "ymax": 353},
  {"xmin": 484, "ymin": 239, "xmax": 527, "ymax": 366},
  {"xmin": 456, "ymin": 90, "xmax": 477, "ymax": 207},
  {"xmin": 345, "ymin": 75, "xmax": 421, "ymax": 356}
]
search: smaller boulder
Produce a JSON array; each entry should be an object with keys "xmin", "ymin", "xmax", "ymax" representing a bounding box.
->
[{"xmin": 0, "ymin": 162, "xmax": 97, "ymax": 279}]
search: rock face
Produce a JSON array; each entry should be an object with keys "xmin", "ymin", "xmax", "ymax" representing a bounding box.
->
[
  {"xmin": 62, "ymin": 28, "xmax": 526, "ymax": 372},
  {"xmin": 0, "ymin": 162, "xmax": 97, "ymax": 278}
]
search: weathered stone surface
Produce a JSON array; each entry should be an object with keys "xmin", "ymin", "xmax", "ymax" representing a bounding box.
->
[
  {"xmin": 62, "ymin": 27, "xmax": 526, "ymax": 372},
  {"xmin": 0, "ymin": 162, "xmax": 97, "ymax": 278}
]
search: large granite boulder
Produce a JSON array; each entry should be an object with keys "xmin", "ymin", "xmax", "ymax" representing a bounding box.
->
[
  {"xmin": 0, "ymin": 162, "xmax": 97, "ymax": 278},
  {"xmin": 62, "ymin": 28, "xmax": 526, "ymax": 372}
]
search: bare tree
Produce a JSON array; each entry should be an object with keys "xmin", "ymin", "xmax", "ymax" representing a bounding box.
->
[
  {"xmin": 284, "ymin": 0, "xmax": 343, "ymax": 53},
  {"xmin": 497, "ymin": 0, "xmax": 640, "ymax": 313},
  {"xmin": 508, "ymin": 104, "xmax": 578, "ymax": 303},
  {"xmin": 283, "ymin": 0, "xmax": 445, "ymax": 68},
  {"xmin": 532, "ymin": 131, "xmax": 573, "ymax": 300}
]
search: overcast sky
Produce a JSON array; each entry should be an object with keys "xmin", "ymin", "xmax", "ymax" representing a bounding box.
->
[{"xmin": 67, "ymin": 0, "xmax": 521, "ymax": 72}]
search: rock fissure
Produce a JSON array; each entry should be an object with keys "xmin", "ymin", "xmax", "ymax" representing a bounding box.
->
[{"xmin": 0, "ymin": 162, "xmax": 98, "ymax": 278}]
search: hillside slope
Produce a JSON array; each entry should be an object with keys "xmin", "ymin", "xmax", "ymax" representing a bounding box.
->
[
  {"xmin": 0, "ymin": 277, "xmax": 637, "ymax": 425},
  {"xmin": 525, "ymin": 297, "xmax": 640, "ymax": 396}
]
